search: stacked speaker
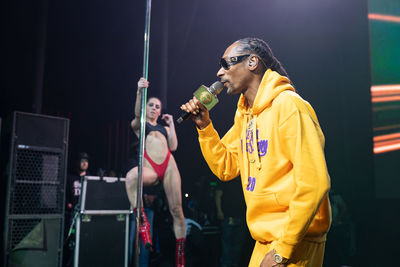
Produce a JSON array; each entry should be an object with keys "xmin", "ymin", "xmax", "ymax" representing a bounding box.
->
[{"xmin": 3, "ymin": 112, "xmax": 69, "ymax": 267}]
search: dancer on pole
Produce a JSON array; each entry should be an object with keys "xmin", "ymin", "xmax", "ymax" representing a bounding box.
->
[
  {"xmin": 129, "ymin": 1, "xmax": 185, "ymax": 265},
  {"xmin": 126, "ymin": 78, "xmax": 186, "ymax": 267}
]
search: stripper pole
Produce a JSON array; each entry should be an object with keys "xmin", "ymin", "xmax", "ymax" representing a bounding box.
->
[{"xmin": 135, "ymin": 0, "xmax": 152, "ymax": 266}]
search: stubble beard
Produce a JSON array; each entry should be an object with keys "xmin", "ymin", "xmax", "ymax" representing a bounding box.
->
[{"xmin": 225, "ymin": 81, "xmax": 239, "ymax": 95}]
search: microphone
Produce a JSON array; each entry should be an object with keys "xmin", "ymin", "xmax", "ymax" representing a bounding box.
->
[{"xmin": 177, "ymin": 81, "xmax": 224, "ymax": 124}]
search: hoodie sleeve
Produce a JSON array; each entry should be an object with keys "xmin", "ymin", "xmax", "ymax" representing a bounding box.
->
[
  {"xmin": 274, "ymin": 103, "xmax": 331, "ymax": 259},
  {"xmin": 197, "ymin": 121, "xmax": 241, "ymax": 181}
]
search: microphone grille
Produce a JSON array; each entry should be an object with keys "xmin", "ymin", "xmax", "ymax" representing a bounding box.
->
[{"xmin": 209, "ymin": 81, "xmax": 224, "ymax": 95}]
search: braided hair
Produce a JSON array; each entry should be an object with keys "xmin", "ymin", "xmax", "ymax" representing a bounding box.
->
[{"xmin": 235, "ymin": 37, "xmax": 290, "ymax": 79}]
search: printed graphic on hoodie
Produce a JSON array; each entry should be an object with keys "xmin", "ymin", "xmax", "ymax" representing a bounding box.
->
[
  {"xmin": 256, "ymin": 129, "xmax": 269, "ymax": 157},
  {"xmin": 247, "ymin": 176, "xmax": 256, "ymax": 192},
  {"xmin": 243, "ymin": 128, "xmax": 268, "ymax": 157}
]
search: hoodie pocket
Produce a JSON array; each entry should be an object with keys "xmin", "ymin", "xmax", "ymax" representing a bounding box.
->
[{"xmin": 245, "ymin": 191, "xmax": 287, "ymax": 214}]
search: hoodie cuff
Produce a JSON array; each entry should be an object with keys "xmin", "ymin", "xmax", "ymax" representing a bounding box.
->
[
  {"xmin": 196, "ymin": 121, "xmax": 214, "ymax": 137},
  {"xmin": 273, "ymin": 241, "xmax": 296, "ymax": 260}
]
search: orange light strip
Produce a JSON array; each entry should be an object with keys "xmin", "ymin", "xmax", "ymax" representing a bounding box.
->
[
  {"xmin": 373, "ymin": 124, "xmax": 400, "ymax": 131},
  {"xmin": 371, "ymin": 85, "xmax": 400, "ymax": 102},
  {"xmin": 373, "ymin": 132, "xmax": 400, "ymax": 153},
  {"xmin": 371, "ymin": 85, "xmax": 400, "ymax": 92},
  {"xmin": 372, "ymin": 96, "xmax": 400, "ymax": 103},
  {"xmin": 375, "ymin": 139, "xmax": 400, "ymax": 147},
  {"xmin": 372, "ymin": 90, "xmax": 400, "ymax": 96},
  {"xmin": 374, "ymin": 142, "xmax": 400, "ymax": 154},
  {"xmin": 368, "ymin": 13, "xmax": 400, "ymax": 23},
  {"xmin": 374, "ymin": 132, "xmax": 400, "ymax": 142}
]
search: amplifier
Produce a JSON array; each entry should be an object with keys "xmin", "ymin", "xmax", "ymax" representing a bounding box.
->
[
  {"xmin": 81, "ymin": 176, "xmax": 131, "ymax": 213},
  {"xmin": 74, "ymin": 176, "xmax": 131, "ymax": 267}
]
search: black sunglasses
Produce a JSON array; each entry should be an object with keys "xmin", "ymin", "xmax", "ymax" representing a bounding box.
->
[{"xmin": 219, "ymin": 54, "xmax": 250, "ymax": 70}]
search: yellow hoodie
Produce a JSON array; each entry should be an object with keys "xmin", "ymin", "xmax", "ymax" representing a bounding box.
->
[{"xmin": 197, "ymin": 69, "xmax": 331, "ymax": 259}]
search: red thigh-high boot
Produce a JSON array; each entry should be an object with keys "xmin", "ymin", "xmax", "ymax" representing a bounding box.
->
[
  {"xmin": 135, "ymin": 208, "xmax": 153, "ymax": 250},
  {"xmin": 175, "ymin": 238, "xmax": 185, "ymax": 267}
]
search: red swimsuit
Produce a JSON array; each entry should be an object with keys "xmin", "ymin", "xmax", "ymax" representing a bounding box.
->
[{"xmin": 144, "ymin": 150, "xmax": 171, "ymax": 181}]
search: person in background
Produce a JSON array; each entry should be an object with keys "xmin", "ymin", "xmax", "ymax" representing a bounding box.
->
[
  {"xmin": 215, "ymin": 178, "xmax": 247, "ymax": 267},
  {"xmin": 66, "ymin": 152, "xmax": 89, "ymax": 216},
  {"xmin": 64, "ymin": 152, "xmax": 90, "ymax": 267},
  {"xmin": 324, "ymin": 190, "xmax": 355, "ymax": 267}
]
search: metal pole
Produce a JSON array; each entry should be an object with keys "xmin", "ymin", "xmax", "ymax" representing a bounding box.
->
[
  {"xmin": 33, "ymin": 0, "xmax": 48, "ymax": 114},
  {"xmin": 160, "ymin": 0, "xmax": 169, "ymax": 108},
  {"xmin": 135, "ymin": 0, "xmax": 152, "ymax": 266}
]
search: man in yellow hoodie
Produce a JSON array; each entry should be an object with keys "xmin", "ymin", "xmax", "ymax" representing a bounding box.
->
[{"xmin": 181, "ymin": 37, "xmax": 331, "ymax": 267}]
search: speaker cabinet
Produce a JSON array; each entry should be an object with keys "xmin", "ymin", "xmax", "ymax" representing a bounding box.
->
[
  {"xmin": 74, "ymin": 176, "xmax": 130, "ymax": 267},
  {"xmin": 3, "ymin": 112, "xmax": 69, "ymax": 267}
]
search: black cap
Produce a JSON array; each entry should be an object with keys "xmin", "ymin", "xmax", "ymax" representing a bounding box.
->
[{"xmin": 79, "ymin": 152, "xmax": 89, "ymax": 160}]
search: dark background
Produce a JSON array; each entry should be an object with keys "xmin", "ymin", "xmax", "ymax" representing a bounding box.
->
[{"xmin": 1, "ymin": 0, "xmax": 398, "ymax": 266}]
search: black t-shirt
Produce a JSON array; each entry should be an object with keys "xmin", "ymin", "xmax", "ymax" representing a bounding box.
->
[{"xmin": 66, "ymin": 173, "xmax": 86, "ymax": 209}]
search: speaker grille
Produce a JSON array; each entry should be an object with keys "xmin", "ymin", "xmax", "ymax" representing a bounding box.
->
[
  {"xmin": 8, "ymin": 218, "xmax": 43, "ymax": 250},
  {"xmin": 11, "ymin": 149, "xmax": 64, "ymax": 214}
]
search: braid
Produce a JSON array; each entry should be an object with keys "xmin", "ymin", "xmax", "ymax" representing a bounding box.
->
[{"xmin": 235, "ymin": 37, "xmax": 289, "ymax": 79}]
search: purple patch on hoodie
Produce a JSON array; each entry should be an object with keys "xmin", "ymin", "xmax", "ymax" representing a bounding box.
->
[
  {"xmin": 246, "ymin": 176, "xmax": 256, "ymax": 192},
  {"xmin": 245, "ymin": 129, "xmax": 268, "ymax": 157},
  {"xmin": 258, "ymin": 139, "xmax": 268, "ymax": 157}
]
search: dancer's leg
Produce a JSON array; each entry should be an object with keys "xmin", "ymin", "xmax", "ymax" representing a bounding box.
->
[
  {"xmin": 125, "ymin": 166, "xmax": 158, "ymax": 208},
  {"xmin": 162, "ymin": 157, "xmax": 185, "ymax": 239}
]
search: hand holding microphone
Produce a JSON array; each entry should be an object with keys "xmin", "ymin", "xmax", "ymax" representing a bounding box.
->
[
  {"xmin": 180, "ymin": 97, "xmax": 211, "ymax": 129},
  {"xmin": 178, "ymin": 81, "xmax": 224, "ymax": 128}
]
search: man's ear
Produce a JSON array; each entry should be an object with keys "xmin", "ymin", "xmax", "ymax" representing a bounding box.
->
[{"xmin": 248, "ymin": 55, "xmax": 258, "ymax": 70}]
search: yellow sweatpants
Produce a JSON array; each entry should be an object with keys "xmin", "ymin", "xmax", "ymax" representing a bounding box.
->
[{"xmin": 248, "ymin": 240, "xmax": 325, "ymax": 267}]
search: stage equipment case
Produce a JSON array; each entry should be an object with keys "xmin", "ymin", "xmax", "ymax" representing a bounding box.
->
[{"xmin": 74, "ymin": 176, "xmax": 131, "ymax": 267}]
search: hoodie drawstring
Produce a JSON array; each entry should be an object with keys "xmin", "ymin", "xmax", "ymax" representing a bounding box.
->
[
  {"xmin": 247, "ymin": 114, "xmax": 261, "ymax": 171},
  {"xmin": 252, "ymin": 115, "xmax": 261, "ymax": 170},
  {"xmin": 245, "ymin": 111, "xmax": 262, "ymax": 182}
]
